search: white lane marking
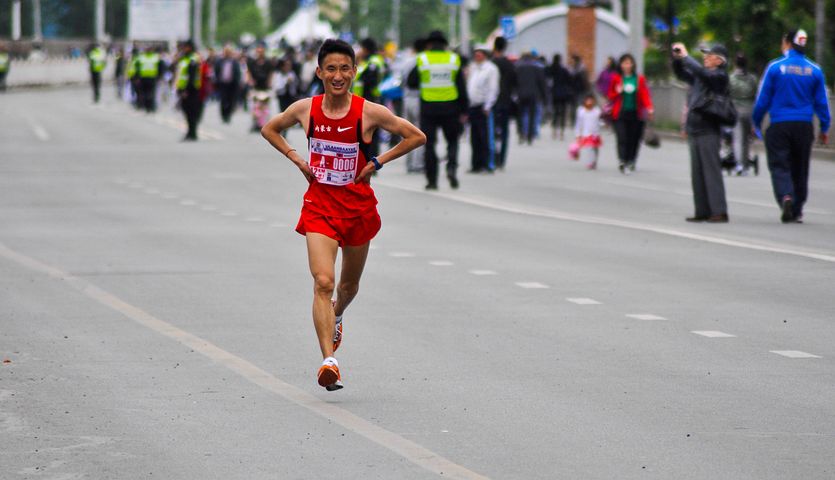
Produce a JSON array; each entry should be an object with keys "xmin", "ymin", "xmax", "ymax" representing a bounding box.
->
[
  {"xmin": 469, "ymin": 269, "xmax": 497, "ymax": 276},
  {"xmin": 567, "ymin": 297, "xmax": 601, "ymax": 305},
  {"xmin": 25, "ymin": 116, "xmax": 50, "ymax": 141},
  {"xmin": 770, "ymin": 350, "xmax": 822, "ymax": 359},
  {"xmin": 515, "ymin": 282, "xmax": 549, "ymax": 289},
  {"xmin": 144, "ymin": 188, "xmax": 160, "ymax": 194},
  {"xmin": 692, "ymin": 330, "xmax": 736, "ymax": 338},
  {"xmin": 219, "ymin": 211, "xmax": 238, "ymax": 217},
  {"xmin": 162, "ymin": 193, "xmax": 179, "ymax": 200},
  {"xmin": 245, "ymin": 217, "xmax": 265, "ymax": 223},
  {"xmin": 429, "ymin": 260, "xmax": 454, "ymax": 266},
  {"xmin": 389, "ymin": 252, "xmax": 416, "ymax": 258},
  {"xmin": 626, "ymin": 314, "xmax": 667, "ymax": 321},
  {"xmin": 369, "ymin": 245, "xmax": 379, "ymax": 250},
  {"xmin": 0, "ymin": 242, "xmax": 488, "ymax": 480},
  {"xmin": 373, "ymin": 182, "xmax": 835, "ymax": 264},
  {"xmin": 603, "ymin": 178, "xmax": 831, "ymax": 215},
  {"xmin": 201, "ymin": 205, "xmax": 218, "ymax": 212},
  {"xmin": 179, "ymin": 199, "xmax": 197, "ymax": 206},
  {"xmin": 128, "ymin": 182, "xmax": 144, "ymax": 189}
]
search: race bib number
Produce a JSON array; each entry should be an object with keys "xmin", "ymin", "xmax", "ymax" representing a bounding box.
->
[{"xmin": 308, "ymin": 138, "xmax": 360, "ymax": 186}]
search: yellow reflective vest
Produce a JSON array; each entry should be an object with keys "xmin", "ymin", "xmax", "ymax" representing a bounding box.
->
[
  {"xmin": 0, "ymin": 53, "xmax": 9, "ymax": 73},
  {"xmin": 88, "ymin": 48, "xmax": 106, "ymax": 73},
  {"xmin": 138, "ymin": 52, "xmax": 160, "ymax": 79},
  {"xmin": 353, "ymin": 54, "xmax": 386, "ymax": 98},
  {"xmin": 176, "ymin": 53, "xmax": 201, "ymax": 90},
  {"xmin": 416, "ymin": 50, "xmax": 460, "ymax": 103}
]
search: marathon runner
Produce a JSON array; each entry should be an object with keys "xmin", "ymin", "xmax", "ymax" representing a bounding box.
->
[{"xmin": 261, "ymin": 39, "xmax": 426, "ymax": 391}]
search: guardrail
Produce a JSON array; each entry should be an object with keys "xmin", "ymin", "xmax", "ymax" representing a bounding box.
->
[{"xmin": 5, "ymin": 57, "xmax": 115, "ymax": 88}]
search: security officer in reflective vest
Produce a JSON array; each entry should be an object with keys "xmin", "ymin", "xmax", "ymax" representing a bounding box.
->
[
  {"xmin": 354, "ymin": 37, "xmax": 386, "ymax": 157},
  {"xmin": 408, "ymin": 30, "xmax": 469, "ymax": 190},
  {"xmin": 175, "ymin": 40, "xmax": 203, "ymax": 141},
  {"xmin": 0, "ymin": 42, "xmax": 10, "ymax": 92},
  {"xmin": 137, "ymin": 47, "xmax": 162, "ymax": 112},
  {"xmin": 87, "ymin": 43, "xmax": 107, "ymax": 103}
]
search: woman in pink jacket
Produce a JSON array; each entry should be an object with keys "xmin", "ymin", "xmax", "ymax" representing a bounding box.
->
[{"xmin": 607, "ymin": 53, "xmax": 654, "ymax": 174}]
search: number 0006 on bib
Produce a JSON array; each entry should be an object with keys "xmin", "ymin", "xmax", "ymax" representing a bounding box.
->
[{"xmin": 309, "ymin": 138, "xmax": 360, "ymax": 186}]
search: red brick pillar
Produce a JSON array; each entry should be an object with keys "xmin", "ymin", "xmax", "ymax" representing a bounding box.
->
[{"xmin": 567, "ymin": 6, "xmax": 597, "ymax": 78}]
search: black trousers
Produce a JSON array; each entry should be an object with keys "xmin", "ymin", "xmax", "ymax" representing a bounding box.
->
[
  {"xmin": 551, "ymin": 98, "xmax": 569, "ymax": 131},
  {"xmin": 90, "ymin": 72, "xmax": 101, "ymax": 102},
  {"xmin": 139, "ymin": 78, "xmax": 157, "ymax": 112},
  {"xmin": 181, "ymin": 93, "xmax": 203, "ymax": 139},
  {"xmin": 421, "ymin": 111, "xmax": 461, "ymax": 187},
  {"xmin": 469, "ymin": 106, "xmax": 491, "ymax": 172},
  {"xmin": 493, "ymin": 104, "xmax": 511, "ymax": 169},
  {"xmin": 218, "ymin": 83, "xmax": 238, "ymax": 122},
  {"xmin": 613, "ymin": 110, "xmax": 645, "ymax": 165},
  {"xmin": 765, "ymin": 122, "xmax": 814, "ymax": 217}
]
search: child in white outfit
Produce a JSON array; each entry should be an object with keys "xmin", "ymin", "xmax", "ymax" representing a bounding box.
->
[{"xmin": 573, "ymin": 94, "xmax": 603, "ymax": 169}]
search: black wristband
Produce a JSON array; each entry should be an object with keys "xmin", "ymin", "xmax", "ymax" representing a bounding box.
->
[{"xmin": 371, "ymin": 156, "xmax": 383, "ymax": 171}]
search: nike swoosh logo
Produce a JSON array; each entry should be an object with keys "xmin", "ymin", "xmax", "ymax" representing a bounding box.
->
[{"xmin": 337, "ymin": 126, "xmax": 353, "ymax": 132}]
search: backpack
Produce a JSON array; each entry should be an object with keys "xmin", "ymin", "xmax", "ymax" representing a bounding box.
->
[{"xmin": 729, "ymin": 72, "xmax": 758, "ymax": 102}]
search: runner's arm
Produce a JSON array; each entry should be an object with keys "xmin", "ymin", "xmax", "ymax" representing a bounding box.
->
[
  {"xmin": 261, "ymin": 98, "xmax": 315, "ymax": 183},
  {"xmin": 355, "ymin": 102, "xmax": 426, "ymax": 183}
]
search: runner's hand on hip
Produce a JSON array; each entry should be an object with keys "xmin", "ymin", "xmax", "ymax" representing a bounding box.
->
[{"xmin": 355, "ymin": 162, "xmax": 375, "ymax": 184}]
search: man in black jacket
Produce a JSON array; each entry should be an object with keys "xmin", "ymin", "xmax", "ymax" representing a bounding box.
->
[
  {"xmin": 672, "ymin": 43, "xmax": 730, "ymax": 223},
  {"xmin": 491, "ymin": 37, "xmax": 516, "ymax": 169}
]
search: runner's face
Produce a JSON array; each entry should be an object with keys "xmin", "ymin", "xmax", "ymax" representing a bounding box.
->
[{"xmin": 317, "ymin": 54, "xmax": 356, "ymax": 96}]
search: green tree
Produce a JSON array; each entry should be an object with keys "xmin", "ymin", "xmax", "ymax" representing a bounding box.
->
[{"xmin": 216, "ymin": 0, "xmax": 266, "ymax": 43}]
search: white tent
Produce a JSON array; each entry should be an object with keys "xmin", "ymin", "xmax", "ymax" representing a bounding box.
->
[{"xmin": 264, "ymin": 6, "xmax": 336, "ymax": 47}]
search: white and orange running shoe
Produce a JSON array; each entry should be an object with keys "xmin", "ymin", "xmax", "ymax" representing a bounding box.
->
[{"xmin": 317, "ymin": 359, "xmax": 343, "ymax": 391}]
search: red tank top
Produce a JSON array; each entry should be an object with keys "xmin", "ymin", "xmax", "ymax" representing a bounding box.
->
[{"xmin": 303, "ymin": 94, "xmax": 377, "ymax": 218}]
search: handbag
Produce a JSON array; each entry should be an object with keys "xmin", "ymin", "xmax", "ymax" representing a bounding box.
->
[
  {"xmin": 692, "ymin": 89, "xmax": 738, "ymax": 126},
  {"xmin": 643, "ymin": 125, "xmax": 661, "ymax": 148}
]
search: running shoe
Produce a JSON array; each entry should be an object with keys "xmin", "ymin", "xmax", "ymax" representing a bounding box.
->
[{"xmin": 317, "ymin": 363, "xmax": 343, "ymax": 391}]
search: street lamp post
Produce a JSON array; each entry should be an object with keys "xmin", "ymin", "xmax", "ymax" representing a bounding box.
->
[
  {"xmin": 95, "ymin": 0, "xmax": 105, "ymax": 42},
  {"xmin": 209, "ymin": 0, "xmax": 218, "ymax": 47},
  {"xmin": 193, "ymin": 0, "xmax": 203, "ymax": 48}
]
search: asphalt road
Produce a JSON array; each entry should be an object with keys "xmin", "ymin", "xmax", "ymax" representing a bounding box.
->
[{"xmin": 2, "ymin": 86, "xmax": 835, "ymax": 480}]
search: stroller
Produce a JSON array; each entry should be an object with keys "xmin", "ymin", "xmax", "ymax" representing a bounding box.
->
[{"xmin": 720, "ymin": 126, "xmax": 759, "ymax": 176}]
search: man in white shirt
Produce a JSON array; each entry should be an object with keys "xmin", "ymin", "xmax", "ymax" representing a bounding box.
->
[{"xmin": 466, "ymin": 45, "xmax": 500, "ymax": 173}]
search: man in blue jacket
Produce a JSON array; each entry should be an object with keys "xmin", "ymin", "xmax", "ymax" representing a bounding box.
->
[{"xmin": 752, "ymin": 29, "xmax": 830, "ymax": 223}]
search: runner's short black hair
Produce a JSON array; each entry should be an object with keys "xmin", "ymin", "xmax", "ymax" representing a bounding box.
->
[{"xmin": 318, "ymin": 39, "xmax": 356, "ymax": 66}]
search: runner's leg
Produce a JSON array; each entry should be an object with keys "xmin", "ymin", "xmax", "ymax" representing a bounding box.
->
[
  {"xmin": 306, "ymin": 232, "xmax": 339, "ymax": 359},
  {"xmin": 334, "ymin": 242, "xmax": 370, "ymax": 317}
]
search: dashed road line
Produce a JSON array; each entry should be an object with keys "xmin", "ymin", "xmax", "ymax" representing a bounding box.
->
[
  {"xmin": 468, "ymin": 269, "xmax": 497, "ymax": 276},
  {"xmin": 626, "ymin": 314, "xmax": 667, "ymax": 321},
  {"xmin": 429, "ymin": 260, "xmax": 454, "ymax": 266},
  {"xmin": 770, "ymin": 350, "xmax": 821, "ymax": 359},
  {"xmin": 389, "ymin": 252, "xmax": 416, "ymax": 258},
  {"xmin": 179, "ymin": 199, "xmax": 197, "ymax": 206},
  {"xmin": 161, "ymin": 193, "xmax": 179, "ymax": 199},
  {"xmin": 691, "ymin": 330, "xmax": 736, "ymax": 338},
  {"xmin": 373, "ymin": 181, "xmax": 835, "ymax": 264},
  {"xmin": 219, "ymin": 211, "xmax": 239, "ymax": 217},
  {"xmin": 566, "ymin": 297, "xmax": 601, "ymax": 305},
  {"xmin": 201, "ymin": 205, "xmax": 218, "ymax": 212},
  {"xmin": 0, "ymin": 242, "xmax": 490, "ymax": 480},
  {"xmin": 515, "ymin": 282, "xmax": 549, "ymax": 289}
]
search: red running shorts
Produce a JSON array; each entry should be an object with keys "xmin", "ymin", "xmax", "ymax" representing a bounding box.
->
[{"xmin": 296, "ymin": 207, "xmax": 381, "ymax": 247}]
